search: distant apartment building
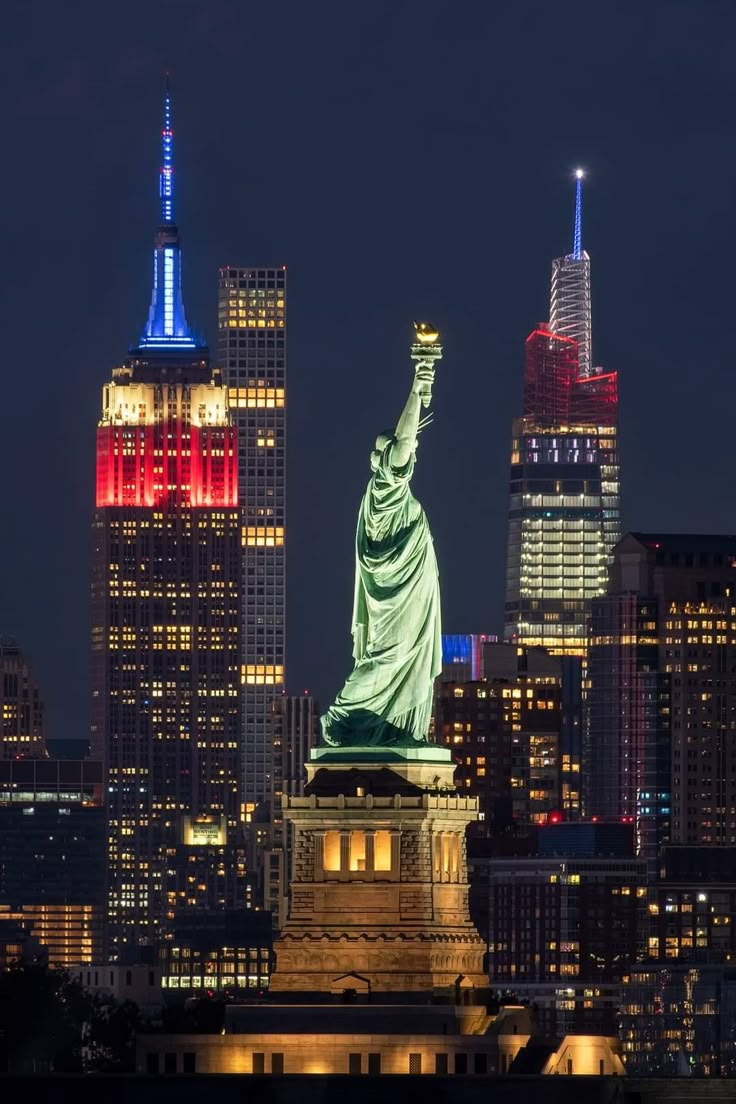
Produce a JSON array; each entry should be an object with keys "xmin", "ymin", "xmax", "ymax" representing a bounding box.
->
[
  {"xmin": 435, "ymin": 674, "xmax": 561, "ymax": 834},
  {"xmin": 470, "ymin": 822, "xmax": 645, "ymax": 1036},
  {"xmin": 586, "ymin": 533, "xmax": 736, "ymax": 868}
]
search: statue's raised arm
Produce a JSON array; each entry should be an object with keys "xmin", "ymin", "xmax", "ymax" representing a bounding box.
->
[{"xmin": 321, "ymin": 323, "xmax": 444, "ymax": 749}]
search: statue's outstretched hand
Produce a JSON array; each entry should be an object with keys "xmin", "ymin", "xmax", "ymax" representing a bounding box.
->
[{"xmin": 412, "ymin": 364, "xmax": 435, "ymax": 407}]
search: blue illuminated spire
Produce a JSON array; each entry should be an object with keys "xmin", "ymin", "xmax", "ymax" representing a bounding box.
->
[
  {"xmin": 550, "ymin": 168, "xmax": 593, "ymax": 376},
  {"xmin": 135, "ymin": 78, "xmax": 205, "ymax": 352},
  {"xmin": 160, "ymin": 76, "xmax": 174, "ymax": 224},
  {"xmin": 572, "ymin": 168, "xmax": 584, "ymax": 261}
]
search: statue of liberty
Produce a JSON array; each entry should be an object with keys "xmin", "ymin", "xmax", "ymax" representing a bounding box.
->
[{"xmin": 321, "ymin": 324, "xmax": 444, "ymax": 748}]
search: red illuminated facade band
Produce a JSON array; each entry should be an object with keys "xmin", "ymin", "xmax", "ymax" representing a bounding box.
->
[
  {"xmin": 523, "ymin": 326, "xmax": 577, "ymax": 423},
  {"xmin": 95, "ymin": 423, "xmax": 238, "ymax": 508},
  {"xmin": 523, "ymin": 323, "xmax": 618, "ymax": 428},
  {"xmin": 571, "ymin": 370, "xmax": 618, "ymax": 428}
]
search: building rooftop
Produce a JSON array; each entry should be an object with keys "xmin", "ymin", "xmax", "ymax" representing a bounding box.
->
[{"xmin": 626, "ymin": 532, "xmax": 736, "ymax": 554}]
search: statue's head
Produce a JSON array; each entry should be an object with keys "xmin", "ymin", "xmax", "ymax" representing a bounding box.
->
[{"xmin": 370, "ymin": 431, "xmax": 393, "ymax": 471}]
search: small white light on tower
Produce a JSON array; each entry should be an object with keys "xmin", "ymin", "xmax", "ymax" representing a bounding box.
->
[{"xmin": 575, "ymin": 168, "xmax": 585, "ymax": 180}]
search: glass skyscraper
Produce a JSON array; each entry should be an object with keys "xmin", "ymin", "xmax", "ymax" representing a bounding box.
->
[{"xmin": 504, "ymin": 178, "xmax": 620, "ymax": 656}]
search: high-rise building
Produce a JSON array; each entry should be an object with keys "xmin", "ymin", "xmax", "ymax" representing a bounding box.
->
[
  {"xmin": 586, "ymin": 533, "xmax": 736, "ymax": 868},
  {"xmin": 504, "ymin": 327, "xmax": 619, "ymax": 655},
  {"xmin": 0, "ymin": 759, "xmax": 105, "ymax": 965},
  {"xmin": 434, "ymin": 646, "xmax": 562, "ymax": 834},
  {"xmin": 483, "ymin": 642, "xmax": 581, "ymax": 817},
  {"xmin": 585, "ymin": 590, "xmax": 669, "ymax": 866},
  {"xmin": 647, "ymin": 846, "xmax": 736, "ymax": 962},
  {"xmin": 503, "ymin": 177, "xmax": 620, "ymax": 656},
  {"xmin": 0, "ymin": 637, "xmax": 45, "ymax": 759},
  {"xmin": 470, "ymin": 822, "xmax": 645, "ymax": 1036},
  {"xmin": 217, "ymin": 267, "xmax": 286, "ymax": 816},
  {"xmin": 90, "ymin": 86, "xmax": 243, "ymax": 957},
  {"xmin": 620, "ymin": 964, "xmax": 736, "ymax": 1077}
]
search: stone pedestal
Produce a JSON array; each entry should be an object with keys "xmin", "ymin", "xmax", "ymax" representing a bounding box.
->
[{"xmin": 270, "ymin": 747, "xmax": 486, "ymax": 996}]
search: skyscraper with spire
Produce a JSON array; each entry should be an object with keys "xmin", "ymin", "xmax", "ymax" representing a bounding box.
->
[
  {"xmin": 91, "ymin": 85, "xmax": 245, "ymax": 957},
  {"xmin": 504, "ymin": 173, "xmax": 620, "ymax": 655}
]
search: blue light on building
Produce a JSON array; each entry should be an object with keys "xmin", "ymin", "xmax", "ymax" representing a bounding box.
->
[
  {"xmin": 136, "ymin": 81, "xmax": 205, "ymax": 353},
  {"xmin": 572, "ymin": 169, "xmax": 584, "ymax": 261},
  {"xmin": 441, "ymin": 634, "xmax": 496, "ymax": 681}
]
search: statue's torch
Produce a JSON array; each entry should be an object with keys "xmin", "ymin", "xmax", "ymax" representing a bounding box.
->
[{"xmin": 410, "ymin": 321, "xmax": 443, "ymax": 409}]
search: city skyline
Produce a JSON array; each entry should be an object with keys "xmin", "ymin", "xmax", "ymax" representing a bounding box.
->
[
  {"xmin": 2, "ymin": 3, "xmax": 736, "ymax": 1083},
  {"xmin": 2, "ymin": 2, "xmax": 736, "ymax": 745}
]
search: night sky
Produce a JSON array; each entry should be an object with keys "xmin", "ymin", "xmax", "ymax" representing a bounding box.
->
[{"xmin": 1, "ymin": 1, "xmax": 734, "ymax": 746}]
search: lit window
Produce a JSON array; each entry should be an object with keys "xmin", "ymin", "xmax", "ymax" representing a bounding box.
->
[
  {"xmin": 349, "ymin": 832, "xmax": 366, "ymax": 872},
  {"xmin": 323, "ymin": 831, "xmax": 340, "ymax": 872},
  {"xmin": 374, "ymin": 831, "xmax": 391, "ymax": 872}
]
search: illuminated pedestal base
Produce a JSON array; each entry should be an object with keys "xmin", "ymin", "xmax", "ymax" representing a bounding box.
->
[{"xmin": 269, "ymin": 747, "xmax": 486, "ymax": 996}]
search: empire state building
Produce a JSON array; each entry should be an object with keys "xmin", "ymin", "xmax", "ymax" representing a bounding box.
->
[{"xmin": 90, "ymin": 85, "xmax": 244, "ymax": 956}]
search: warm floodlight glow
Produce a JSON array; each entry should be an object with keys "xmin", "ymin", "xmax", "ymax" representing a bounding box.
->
[{"xmin": 414, "ymin": 320, "xmax": 440, "ymax": 344}]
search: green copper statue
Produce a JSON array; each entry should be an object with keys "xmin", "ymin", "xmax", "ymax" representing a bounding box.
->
[{"xmin": 321, "ymin": 323, "xmax": 444, "ymax": 748}]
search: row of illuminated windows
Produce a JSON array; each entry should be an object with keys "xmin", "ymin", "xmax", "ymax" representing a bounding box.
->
[
  {"xmin": 323, "ymin": 830, "xmax": 392, "ymax": 874},
  {"xmin": 241, "ymin": 664, "xmax": 284, "ymax": 685},
  {"xmin": 513, "ymin": 572, "xmax": 606, "ymax": 584},
  {"xmin": 516, "ymin": 496, "xmax": 609, "ymax": 508},
  {"xmin": 224, "ymin": 293, "xmax": 285, "ymax": 305},
  {"xmin": 162, "ymin": 975, "xmax": 268, "ymax": 989},
  {"xmin": 222, "ymin": 308, "xmax": 285, "ymax": 321},
  {"xmin": 222, "ymin": 319, "xmax": 285, "ymax": 330},
  {"xmin": 242, "ymin": 527, "xmax": 284, "ymax": 547}
]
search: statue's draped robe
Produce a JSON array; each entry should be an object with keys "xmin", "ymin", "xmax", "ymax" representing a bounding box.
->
[{"xmin": 322, "ymin": 442, "xmax": 441, "ymax": 746}]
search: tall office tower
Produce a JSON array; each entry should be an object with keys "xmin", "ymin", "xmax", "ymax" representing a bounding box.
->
[
  {"xmin": 586, "ymin": 533, "xmax": 736, "ymax": 868},
  {"xmin": 217, "ymin": 268, "xmax": 286, "ymax": 816},
  {"xmin": 91, "ymin": 87, "xmax": 242, "ymax": 957},
  {"xmin": 504, "ymin": 176, "xmax": 620, "ymax": 657},
  {"xmin": 550, "ymin": 171, "xmax": 592, "ymax": 379},
  {"xmin": 504, "ymin": 325, "xmax": 619, "ymax": 654},
  {"xmin": 0, "ymin": 637, "xmax": 46, "ymax": 758}
]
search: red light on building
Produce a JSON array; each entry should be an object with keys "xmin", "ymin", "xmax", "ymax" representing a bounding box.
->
[
  {"xmin": 571, "ymin": 369, "xmax": 618, "ymax": 427},
  {"xmin": 96, "ymin": 422, "xmax": 237, "ymax": 508},
  {"xmin": 521, "ymin": 325, "xmax": 618, "ymax": 430},
  {"xmin": 523, "ymin": 325, "xmax": 578, "ymax": 423},
  {"xmin": 548, "ymin": 811, "xmax": 563, "ymax": 824}
]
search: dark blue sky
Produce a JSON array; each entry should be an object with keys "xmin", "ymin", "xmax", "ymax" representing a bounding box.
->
[{"xmin": 1, "ymin": 0, "xmax": 735, "ymax": 743}]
